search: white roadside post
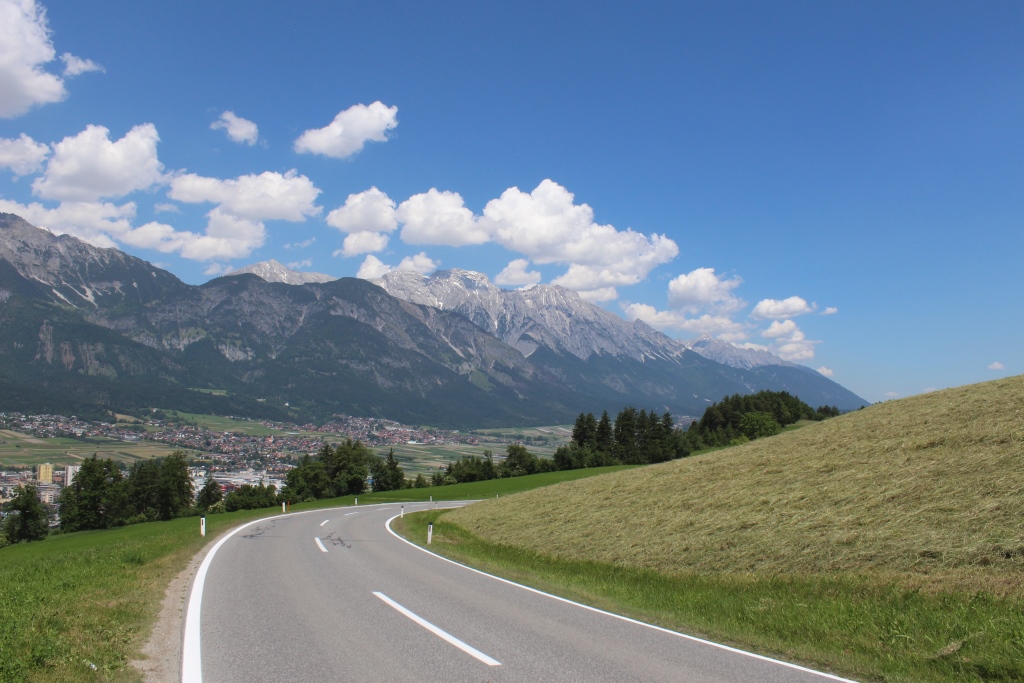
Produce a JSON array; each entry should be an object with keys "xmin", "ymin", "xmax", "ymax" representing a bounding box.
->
[
  {"xmin": 427, "ymin": 523, "xmax": 433, "ymax": 545},
  {"xmin": 200, "ymin": 516, "xmax": 206, "ymax": 537},
  {"xmin": 355, "ymin": 497, "xmax": 358, "ymax": 506},
  {"xmin": 401, "ymin": 505, "xmax": 404, "ymax": 518},
  {"xmin": 282, "ymin": 502, "xmax": 286, "ymax": 513}
]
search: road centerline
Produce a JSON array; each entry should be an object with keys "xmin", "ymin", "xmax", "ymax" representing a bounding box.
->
[
  {"xmin": 320, "ymin": 520, "xmax": 329, "ymax": 527},
  {"xmin": 315, "ymin": 537, "xmax": 328, "ymax": 552},
  {"xmin": 372, "ymin": 591, "xmax": 501, "ymax": 667}
]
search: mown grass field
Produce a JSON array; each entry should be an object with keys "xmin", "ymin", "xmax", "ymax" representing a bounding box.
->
[
  {"xmin": 403, "ymin": 375, "xmax": 1024, "ymax": 682},
  {"xmin": 0, "ymin": 431, "xmax": 188, "ymax": 468},
  {"xmin": 0, "ymin": 466, "xmax": 628, "ymax": 683},
  {"xmin": 373, "ymin": 439, "xmax": 564, "ymax": 476},
  {"xmin": 160, "ymin": 411, "xmax": 284, "ymax": 437}
]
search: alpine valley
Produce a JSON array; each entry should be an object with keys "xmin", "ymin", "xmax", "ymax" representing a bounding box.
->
[{"xmin": 0, "ymin": 213, "xmax": 866, "ymax": 428}]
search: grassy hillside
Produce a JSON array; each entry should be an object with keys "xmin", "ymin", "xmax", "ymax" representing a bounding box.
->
[
  {"xmin": 423, "ymin": 375, "xmax": 1024, "ymax": 681},
  {"xmin": 450, "ymin": 375, "xmax": 1024, "ymax": 587}
]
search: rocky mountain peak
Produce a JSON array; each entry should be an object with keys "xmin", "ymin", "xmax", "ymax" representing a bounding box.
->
[
  {"xmin": 684, "ymin": 334, "xmax": 794, "ymax": 369},
  {"xmin": 0, "ymin": 212, "xmax": 186, "ymax": 307},
  {"xmin": 375, "ymin": 267, "xmax": 689, "ymax": 362},
  {"xmin": 227, "ymin": 259, "xmax": 336, "ymax": 285}
]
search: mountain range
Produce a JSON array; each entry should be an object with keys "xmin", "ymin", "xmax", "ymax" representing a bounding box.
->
[{"xmin": 0, "ymin": 213, "xmax": 867, "ymax": 428}]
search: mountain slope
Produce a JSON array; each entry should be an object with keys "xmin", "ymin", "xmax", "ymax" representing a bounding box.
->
[
  {"xmin": 0, "ymin": 215, "xmax": 867, "ymax": 425},
  {"xmin": 375, "ymin": 269, "xmax": 867, "ymax": 412},
  {"xmin": 0, "ymin": 213, "xmax": 190, "ymax": 309},
  {"xmin": 683, "ymin": 334, "xmax": 796, "ymax": 369},
  {"xmin": 227, "ymin": 259, "xmax": 335, "ymax": 285}
]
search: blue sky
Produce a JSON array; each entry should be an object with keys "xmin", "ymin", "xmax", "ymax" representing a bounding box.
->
[{"xmin": 0, "ymin": 0, "xmax": 1020, "ymax": 403}]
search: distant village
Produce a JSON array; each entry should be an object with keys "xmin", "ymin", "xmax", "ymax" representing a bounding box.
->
[{"xmin": 0, "ymin": 411, "xmax": 494, "ymax": 511}]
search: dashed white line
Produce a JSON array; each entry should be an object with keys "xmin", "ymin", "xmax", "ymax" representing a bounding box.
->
[
  {"xmin": 315, "ymin": 537, "xmax": 328, "ymax": 552},
  {"xmin": 373, "ymin": 592, "xmax": 501, "ymax": 666},
  {"xmin": 320, "ymin": 520, "xmax": 329, "ymax": 527},
  {"xmin": 344, "ymin": 511, "xmax": 358, "ymax": 516}
]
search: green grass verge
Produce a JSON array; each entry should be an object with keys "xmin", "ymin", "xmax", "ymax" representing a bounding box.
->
[
  {"xmin": 0, "ymin": 466, "xmax": 629, "ymax": 682},
  {"xmin": 394, "ymin": 511, "xmax": 1024, "ymax": 683}
]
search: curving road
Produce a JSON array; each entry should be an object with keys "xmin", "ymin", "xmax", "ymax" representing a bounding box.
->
[{"xmin": 183, "ymin": 502, "xmax": 855, "ymax": 683}]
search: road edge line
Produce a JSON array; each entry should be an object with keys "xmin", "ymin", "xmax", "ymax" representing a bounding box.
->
[{"xmin": 385, "ymin": 513, "xmax": 857, "ymax": 683}]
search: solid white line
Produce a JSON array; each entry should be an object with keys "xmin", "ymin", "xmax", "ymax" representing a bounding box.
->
[
  {"xmin": 182, "ymin": 514, "xmax": 305, "ymax": 683},
  {"xmin": 373, "ymin": 591, "xmax": 501, "ymax": 666},
  {"xmin": 315, "ymin": 537, "xmax": 328, "ymax": 552},
  {"xmin": 384, "ymin": 515, "xmax": 856, "ymax": 683},
  {"xmin": 320, "ymin": 520, "xmax": 329, "ymax": 527},
  {"xmin": 182, "ymin": 501, "xmax": 475, "ymax": 683}
]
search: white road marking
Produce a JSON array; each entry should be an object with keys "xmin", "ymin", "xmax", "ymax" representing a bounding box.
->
[
  {"xmin": 373, "ymin": 591, "xmax": 501, "ymax": 666},
  {"xmin": 183, "ymin": 502, "xmax": 479, "ymax": 683},
  {"xmin": 344, "ymin": 511, "xmax": 358, "ymax": 516},
  {"xmin": 384, "ymin": 514, "xmax": 856, "ymax": 683},
  {"xmin": 315, "ymin": 537, "xmax": 328, "ymax": 552},
  {"xmin": 320, "ymin": 520, "xmax": 329, "ymax": 527},
  {"xmin": 182, "ymin": 513, "xmax": 311, "ymax": 683}
]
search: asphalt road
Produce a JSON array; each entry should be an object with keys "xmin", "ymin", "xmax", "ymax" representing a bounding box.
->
[{"xmin": 185, "ymin": 503, "xmax": 855, "ymax": 683}]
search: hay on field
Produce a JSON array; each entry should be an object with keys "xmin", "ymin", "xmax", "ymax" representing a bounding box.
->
[{"xmin": 449, "ymin": 375, "xmax": 1024, "ymax": 592}]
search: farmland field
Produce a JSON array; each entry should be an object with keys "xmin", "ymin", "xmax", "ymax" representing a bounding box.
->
[
  {"xmin": 0, "ymin": 430, "xmax": 193, "ymax": 468},
  {"xmin": 375, "ymin": 431, "xmax": 569, "ymax": 477},
  {"xmin": 160, "ymin": 411, "xmax": 286, "ymax": 437}
]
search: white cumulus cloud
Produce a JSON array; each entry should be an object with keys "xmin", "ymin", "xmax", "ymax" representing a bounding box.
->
[
  {"xmin": 60, "ymin": 52, "xmax": 103, "ymax": 77},
  {"xmin": 118, "ymin": 220, "xmax": 199, "ymax": 255},
  {"xmin": 335, "ymin": 231, "xmax": 389, "ymax": 257},
  {"xmin": 0, "ymin": 197, "xmax": 133, "ymax": 248},
  {"xmin": 32, "ymin": 124, "xmax": 165, "ymax": 201},
  {"xmin": 397, "ymin": 252, "xmax": 438, "ymax": 274},
  {"xmin": 210, "ymin": 111, "xmax": 258, "ymax": 146},
  {"xmin": 356, "ymin": 254, "xmax": 391, "ymax": 279},
  {"xmin": 751, "ymin": 296, "xmax": 815, "ymax": 320},
  {"xmin": 0, "ymin": 133, "xmax": 49, "ymax": 175},
  {"xmin": 204, "ymin": 263, "xmax": 233, "ymax": 277},
  {"xmin": 178, "ymin": 207, "xmax": 265, "ymax": 261},
  {"xmin": 355, "ymin": 251, "xmax": 437, "ymax": 279},
  {"xmin": 623, "ymin": 303, "xmax": 749, "ymax": 341},
  {"xmin": 0, "ymin": 0, "xmax": 66, "ymax": 118},
  {"xmin": 480, "ymin": 179, "xmax": 678, "ymax": 298},
  {"xmin": 822, "ymin": 306, "xmax": 838, "ymax": 315},
  {"xmin": 817, "ymin": 366, "xmax": 834, "ymax": 377},
  {"xmin": 494, "ymin": 259, "xmax": 541, "ymax": 287},
  {"xmin": 287, "ymin": 259, "xmax": 312, "ymax": 270},
  {"xmin": 327, "ymin": 187, "xmax": 397, "ymax": 233},
  {"xmin": 0, "ymin": 195, "xmax": 264, "ymax": 263},
  {"xmin": 760, "ymin": 319, "xmax": 819, "ymax": 361},
  {"xmin": 398, "ymin": 188, "xmax": 488, "ymax": 246},
  {"xmin": 988, "ymin": 361, "xmax": 1005, "ymax": 371},
  {"xmin": 666, "ymin": 267, "xmax": 744, "ymax": 314},
  {"xmin": 573, "ymin": 287, "xmax": 617, "ymax": 303},
  {"xmin": 168, "ymin": 169, "xmax": 321, "ymax": 222},
  {"xmin": 294, "ymin": 101, "xmax": 398, "ymax": 159}
]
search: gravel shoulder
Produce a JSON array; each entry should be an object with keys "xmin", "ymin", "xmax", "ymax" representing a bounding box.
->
[{"xmin": 131, "ymin": 532, "xmax": 225, "ymax": 683}]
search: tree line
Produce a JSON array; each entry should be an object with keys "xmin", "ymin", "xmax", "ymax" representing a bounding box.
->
[
  {"xmin": 677, "ymin": 390, "xmax": 839, "ymax": 452},
  {"xmin": 1, "ymin": 391, "xmax": 842, "ymax": 545},
  {"xmin": 0, "ymin": 442, "xmax": 409, "ymax": 545}
]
